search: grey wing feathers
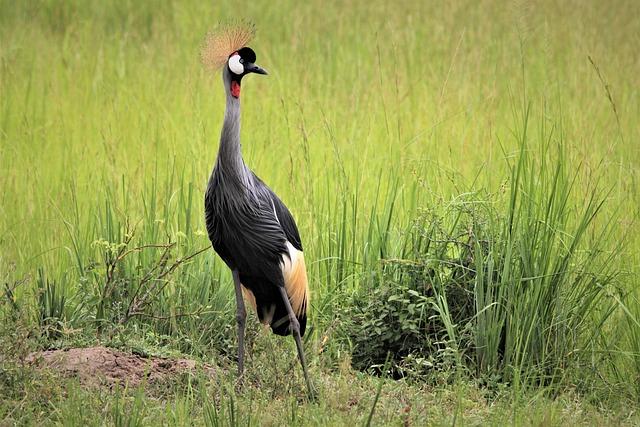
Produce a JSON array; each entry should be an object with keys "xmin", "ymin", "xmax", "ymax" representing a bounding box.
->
[
  {"xmin": 251, "ymin": 172, "xmax": 303, "ymax": 251},
  {"xmin": 205, "ymin": 171, "xmax": 302, "ymax": 280},
  {"xmin": 205, "ymin": 180, "xmax": 283, "ymax": 275}
]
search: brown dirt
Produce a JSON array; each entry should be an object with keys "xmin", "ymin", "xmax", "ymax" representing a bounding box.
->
[{"xmin": 26, "ymin": 346, "xmax": 214, "ymax": 388}]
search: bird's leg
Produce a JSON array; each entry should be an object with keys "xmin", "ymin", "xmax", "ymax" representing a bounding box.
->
[
  {"xmin": 278, "ymin": 286, "xmax": 315, "ymax": 398},
  {"xmin": 232, "ymin": 270, "xmax": 247, "ymax": 381}
]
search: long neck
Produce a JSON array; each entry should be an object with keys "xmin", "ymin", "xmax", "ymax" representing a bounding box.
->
[{"xmin": 215, "ymin": 69, "xmax": 246, "ymax": 177}]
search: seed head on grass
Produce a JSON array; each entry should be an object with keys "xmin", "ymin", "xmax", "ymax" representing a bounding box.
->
[{"xmin": 201, "ymin": 21, "xmax": 256, "ymax": 71}]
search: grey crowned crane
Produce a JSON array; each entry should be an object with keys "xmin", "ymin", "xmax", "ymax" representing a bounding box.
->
[{"xmin": 201, "ymin": 25, "xmax": 313, "ymax": 395}]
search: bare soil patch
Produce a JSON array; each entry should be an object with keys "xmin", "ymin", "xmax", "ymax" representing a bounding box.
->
[{"xmin": 26, "ymin": 346, "xmax": 214, "ymax": 388}]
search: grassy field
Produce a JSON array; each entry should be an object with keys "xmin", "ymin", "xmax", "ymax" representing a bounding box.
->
[{"xmin": 1, "ymin": 0, "xmax": 639, "ymax": 425}]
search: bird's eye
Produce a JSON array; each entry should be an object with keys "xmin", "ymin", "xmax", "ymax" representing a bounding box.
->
[{"xmin": 228, "ymin": 54, "xmax": 244, "ymax": 75}]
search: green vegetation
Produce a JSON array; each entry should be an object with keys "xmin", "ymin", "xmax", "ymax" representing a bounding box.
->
[{"xmin": 1, "ymin": 0, "xmax": 639, "ymax": 425}]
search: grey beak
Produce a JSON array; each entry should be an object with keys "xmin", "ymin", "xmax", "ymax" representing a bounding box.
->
[{"xmin": 246, "ymin": 63, "xmax": 268, "ymax": 75}]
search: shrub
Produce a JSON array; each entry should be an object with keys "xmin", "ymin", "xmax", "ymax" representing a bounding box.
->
[{"xmin": 340, "ymin": 204, "xmax": 480, "ymax": 380}]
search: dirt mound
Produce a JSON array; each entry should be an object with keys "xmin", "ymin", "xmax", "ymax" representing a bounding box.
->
[{"xmin": 27, "ymin": 346, "xmax": 214, "ymax": 388}]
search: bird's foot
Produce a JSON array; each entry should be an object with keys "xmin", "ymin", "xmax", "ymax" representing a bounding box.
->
[
  {"xmin": 304, "ymin": 378, "xmax": 318, "ymax": 402},
  {"xmin": 234, "ymin": 373, "xmax": 245, "ymax": 393}
]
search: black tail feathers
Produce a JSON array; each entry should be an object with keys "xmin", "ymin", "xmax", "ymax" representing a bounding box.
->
[
  {"xmin": 269, "ymin": 300, "xmax": 307, "ymax": 336},
  {"xmin": 254, "ymin": 291, "xmax": 306, "ymax": 337}
]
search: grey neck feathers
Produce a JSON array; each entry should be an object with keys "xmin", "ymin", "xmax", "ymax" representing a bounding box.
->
[{"xmin": 213, "ymin": 68, "xmax": 251, "ymax": 188}]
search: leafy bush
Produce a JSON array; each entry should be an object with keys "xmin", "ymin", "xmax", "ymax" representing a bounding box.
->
[{"xmin": 340, "ymin": 206, "xmax": 479, "ymax": 380}]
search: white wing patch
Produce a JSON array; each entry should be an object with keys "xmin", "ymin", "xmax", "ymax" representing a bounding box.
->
[
  {"xmin": 282, "ymin": 241, "xmax": 298, "ymax": 270},
  {"xmin": 273, "ymin": 201, "xmax": 308, "ymax": 317}
]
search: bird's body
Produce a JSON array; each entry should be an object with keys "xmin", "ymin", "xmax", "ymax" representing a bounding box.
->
[
  {"xmin": 202, "ymin": 31, "xmax": 312, "ymax": 395},
  {"xmin": 205, "ymin": 158, "xmax": 308, "ymax": 336}
]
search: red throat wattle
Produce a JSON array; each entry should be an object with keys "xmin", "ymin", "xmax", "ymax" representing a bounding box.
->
[{"xmin": 231, "ymin": 81, "xmax": 241, "ymax": 98}]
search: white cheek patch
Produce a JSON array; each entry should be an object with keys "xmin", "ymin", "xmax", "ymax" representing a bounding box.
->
[{"xmin": 228, "ymin": 54, "xmax": 244, "ymax": 75}]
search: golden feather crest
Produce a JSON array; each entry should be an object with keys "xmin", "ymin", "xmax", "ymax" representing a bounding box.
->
[{"xmin": 201, "ymin": 22, "xmax": 256, "ymax": 71}]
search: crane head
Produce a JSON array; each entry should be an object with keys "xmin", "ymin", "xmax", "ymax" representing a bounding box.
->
[
  {"xmin": 200, "ymin": 23, "xmax": 266, "ymax": 99},
  {"xmin": 226, "ymin": 47, "xmax": 267, "ymax": 98}
]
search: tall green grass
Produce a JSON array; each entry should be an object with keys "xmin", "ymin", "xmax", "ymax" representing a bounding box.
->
[{"xmin": 340, "ymin": 105, "xmax": 623, "ymax": 391}]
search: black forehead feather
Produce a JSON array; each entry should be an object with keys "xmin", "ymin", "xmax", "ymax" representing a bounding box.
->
[{"xmin": 237, "ymin": 46, "xmax": 256, "ymax": 63}]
